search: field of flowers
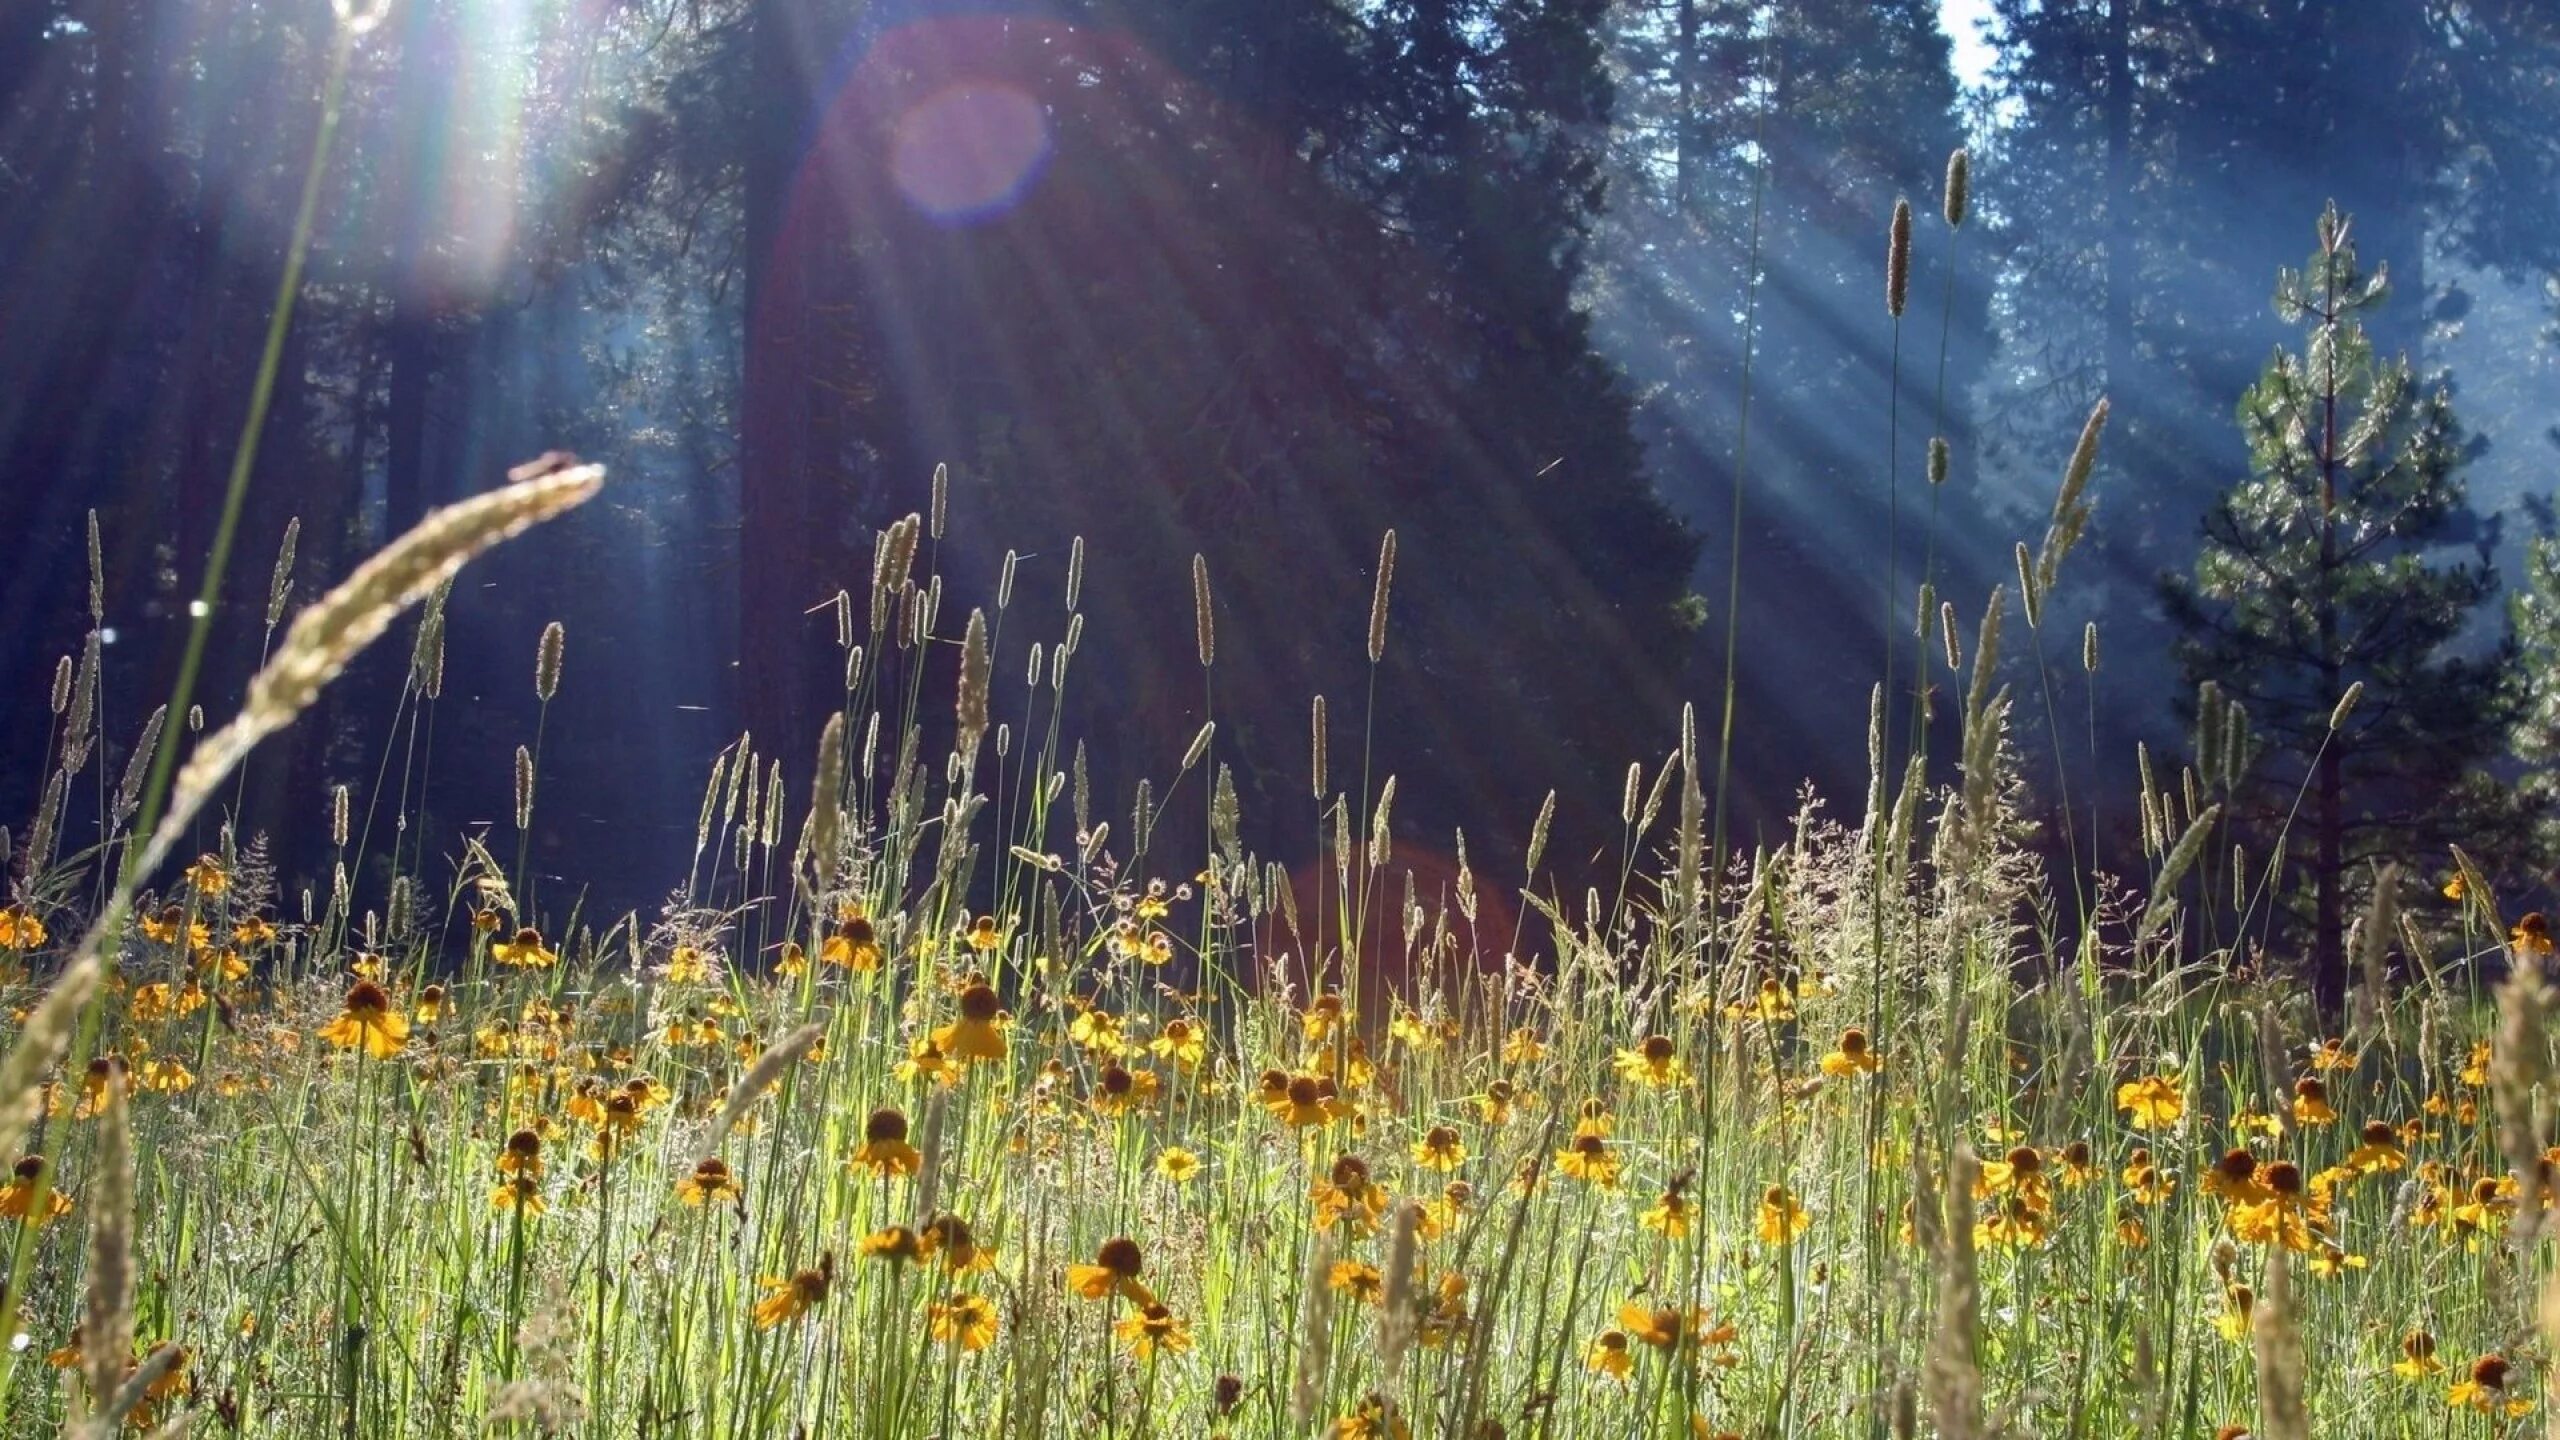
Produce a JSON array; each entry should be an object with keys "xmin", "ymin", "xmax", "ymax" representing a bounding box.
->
[{"xmin": 3, "ymin": 456, "xmax": 2558, "ymax": 1440}]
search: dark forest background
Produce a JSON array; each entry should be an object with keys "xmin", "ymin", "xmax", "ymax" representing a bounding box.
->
[{"xmin": 5, "ymin": 0, "xmax": 2560, "ymax": 953}]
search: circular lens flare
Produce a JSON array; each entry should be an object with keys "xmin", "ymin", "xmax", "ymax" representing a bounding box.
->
[{"xmin": 889, "ymin": 82, "xmax": 1051, "ymax": 223}]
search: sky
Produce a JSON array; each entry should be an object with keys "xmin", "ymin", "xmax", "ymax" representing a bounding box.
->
[{"xmin": 1941, "ymin": 0, "xmax": 1998, "ymax": 86}]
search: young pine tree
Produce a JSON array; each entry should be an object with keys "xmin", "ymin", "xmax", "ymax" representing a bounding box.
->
[{"xmin": 2161, "ymin": 203, "xmax": 2527, "ymax": 1020}]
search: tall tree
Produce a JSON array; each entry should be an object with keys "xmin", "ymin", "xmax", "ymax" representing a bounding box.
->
[{"xmin": 2162, "ymin": 205, "xmax": 2525, "ymax": 1018}]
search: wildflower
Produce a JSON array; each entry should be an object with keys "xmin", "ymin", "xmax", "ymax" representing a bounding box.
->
[
  {"xmin": 491, "ymin": 1174, "xmax": 546, "ymax": 1214},
  {"xmin": 2115, "ymin": 1074, "xmax": 2184, "ymax": 1130},
  {"xmin": 1269, "ymin": 1073, "xmax": 1351, "ymax": 1130},
  {"xmin": 490, "ymin": 927, "xmax": 558, "ymax": 969},
  {"xmin": 895, "ymin": 1037, "xmax": 957, "ymax": 1087},
  {"xmin": 1735, "ymin": 976, "xmax": 1795, "ymax": 1021},
  {"xmin": 1156, "ymin": 1146, "xmax": 1201, "ymax": 1183},
  {"xmin": 1150, "ymin": 1017, "xmax": 1207, "ymax": 1070},
  {"xmin": 2346, "ymin": 1120, "xmax": 2406, "ymax": 1175},
  {"xmin": 1976, "ymin": 1145, "xmax": 2052, "ymax": 1215},
  {"xmin": 754, "ymin": 1254, "xmax": 834, "ymax": 1329},
  {"xmin": 1615, "ymin": 1033, "xmax": 1691, "ymax": 1089},
  {"xmin": 676, "ymin": 1157, "xmax": 744, "ymax": 1207},
  {"xmin": 1333, "ymin": 1393, "xmax": 1409, "ymax": 1440},
  {"xmin": 1555, "ymin": 1132, "xmax": 1623, "ymax": 1191},
  {"xmin": 663, "ymin": 944, "xmax": 715, "ymax": 984},
  {"xmin": 0, "ymin": 905, "xmax": 47, "ymax": 948},
  {"xmin": 2394, "ymin": 1330, "xmax": 2445, "ymax": 1380},
  {"xmin": 1501, "ymin": 1027, "xmax": 1545, "ymax": 1065},
  {"xmin": 2449, "ymin": 1354, "xmax": 2532, "ymax": 1417},
  {"xmin": 1755, "ymin": 1184, "xmax": 1810, "ymax": 1245},
  {"xmin": 2201, "ymin": 1148, "xmax": 2266, "ymax": 1206},
  {"xmin": 1388, "ymin": 1009, "xmax": 1445, "ymax": 1053},
  {"xmin": 1423, "ymin": 1181, "xmax": 1472, "ymax": 1237},
  {"xmin": 822, "ymin": 908, "xmax": 882, "ymax": 971},
  {"xmin": 920, "ymin": 1213, "xmax": 993, "ymax": 1273},
  {"xmin": 2229, "ymin": 1161, "xmax": 2325, "ymax": 1252},
  {"xmin": 2450, "ymin": 1175, "xmax": 2513, "ymax": 1247},
  {"xmin": 2210, "ymin": 1285, "xmax": 2254, "ymax": 1343},
  {"xmin": 417, "ymin": 983, "xmax": 446, "ymax": 1025},
  {"xmin": 138, "ymin": 1058, "xmax": 194, "ymax": 1093},
  {"xmin": 0, "ymin": 1155, "xmax": 71, "ymax": 1223},
  {"xmin": 589, "ymin": 1093, "xmax": 642, "ymax": 1159},
  {"xmin": 1640, "ymin": 1190, "xmax": 1693, "ymax": 1239},
  {"xmin": 2307, "ymin": 1242, "xmax": 2365, "ymax": 1278},
  {"xmin": 1977, "ymin": 1194, "xmax": 2050, "ymax": 1249},
  {"xmin": 1476, "ymin": 1079, "xmax": 1525, "ymax": 1125},
  {"xmin": 860, "ymin": 1226, "xmax": 923, "ymax": 1264},
  {"xmin": 1313, "ymin": 1154, "xmax": 1390, "ymax": 1235},
  {"xmin": 1067, "ymin": 1237, "xmax": 1149, "ymax": 1303},
  {"xmin": 851, "ymin": 1107, "xmax": 922, "ymax": 1177},
  {"xmin": 1114, "ymin": 1302, "xmax": 1191, "ymax": 1360},
  {"xmin": 2289, "ymin": 1077, "xmax": 2336, "ymax": 1127},
  {"xmin": 1329, "ymin": 1260, "xmax": 1385, "ymax": 1304},
  {"xmin": 1091, "ymin": 1064, "xmax": 1158, "ymax": 1117},
  {"xmin": 2306, "ymin": 1037, "xmax": 2355, "ymax": 1072},
  {"xmin": 2513, "ymin": 913, "xmax": 2554, "ymax": 959},
  {"xmin": 932, "ymin": 983, "xmax": 1008, "ymax": 1063},
  {"xmin": 1572, "ymin": 1098, "xmax": 1615, "ymax": 1139},
  {"xmin": 964, "ymin": 915, "xmax": 1004, "ymax": 953},
  {"xmin": 2459, "ymin": 1042, "xmax": 2492, "ymax": 1089},
  {"xmin": 1411, "ymin": 1125, "xmax": 1467, "ymax": 1171},
  {"xmin": 2442, "ymin": 872, "xmax": 2467, "ymax": 900},
  {"xmin": 1302, "ymin": 995, "xmax": 1348, "ymax": 1045},
  {"xmin": 318, "ymin": 980, "xmax": 410, "ymax": 1059},
  {"xmin": 1818, "ymin": 1027, "xmax": 1882, "ymax": 1077},
  {"xmin": 1619, "ymin": 1301, "xmax": 1712, "ymax": 1351},
  {"xmin": 185, "ymin": 854, "xmax": 229, "ymax": 895},
  {"xmin": 2055, "ymin": 1141, "xmax": 2097, "ymax": 1187},
  {"xmin": 1587, "ymin": 1329, "xmax": 1634, "ymax": 1380}
]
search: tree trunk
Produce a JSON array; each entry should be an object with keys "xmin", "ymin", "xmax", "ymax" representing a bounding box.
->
[{"xmin": 738, "ymin": 0, "xmax": 832, "ymax": 775}]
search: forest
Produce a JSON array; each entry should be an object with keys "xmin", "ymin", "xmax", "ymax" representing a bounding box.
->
[{"xmin": 6, "ymin": 2, "xmax": 2560, "ymax": 1437}]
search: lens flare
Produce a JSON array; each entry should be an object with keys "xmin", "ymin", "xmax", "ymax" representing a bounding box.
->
[{"xmin": 889, "ymin": 82, "xmax": 1051, "ymax": 223}]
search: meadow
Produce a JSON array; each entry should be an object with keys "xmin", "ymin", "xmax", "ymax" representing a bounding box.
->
[{"xmin": 0, "ymin": 431, "xmax": 2555, "ymax": 1440}]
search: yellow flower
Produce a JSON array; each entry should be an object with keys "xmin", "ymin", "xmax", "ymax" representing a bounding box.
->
[
  {"xmin": 490, "ymin": 927, "xmax": 558, "ymax": 969},
  {"xmin": 1149, "ymin": 1017, "xmax": 1208, "ymax": 1071},
  {"xmin": 1614, "ymin": 1034, "xmax": 1690, "ymax": 1088},
  {"xmin": 1755, "ymin": 1184, "xmax": 1810, "ymax": 1245},
  {"xmin": 1640, "ymin": 1191, "xmax": 1693, "ymax": 1239},
  {"xmin": 1264, "ymin": 1072, "xmax": 1351, "ymax": 1130},
  {"xmin": 753, "ymin": 1255, "xmax": 834, "ymax": 1329},
  {"xmin": 2305, "ymin": 1037, "xmax": 2355, "ymax": 1071},
  {"xmin": 2288, "ymin": 1077, "xmax": 2336, "ymax": 1127},
  {"xmin": 2442, "ymin": 871, "xmax": 2467, "ymax": 900},
  {"xmin": 0, "ymin": 905, "xmax": 48, "ymax": 949},
  {"xmin": 662, "ymin": 945, "xmax": 715, "ymax": 984},
  {"xmin": 184, "ymin": 854, "xmax": 229, "ymax": 895},
  {"xmin": 851, "ymin": 1107, "xmax": 922, "ymax": 1177},
  {"xmin": 2346, "ymin": 1120, "xmax": 2407, "ymax": 1175},
  {"xmin": 1156, "ymin": 1146, "xmax": 1201, "ymax": 1183},
  {"xmin": 1475, "ymin": 1079, "xmax": 1526, "ymax": 1125},
  {"xmin": 1555, "ymin": 1133, "xmax": 1623, "ymax": 1191},
  {"xmin": 2210, "ymin": 1285, "xmax": 2253, "ymax": 1343},
  {"xmin": 860, "ymin": 1226, "xmax": 923, "ymax": 1265},
  {"xmin": 1332, "ymin": 1394, "xmax": 1410, "ymax": 1440},
  {"xmin": 895, "ymin": 1037, "xmax": 958, "ymax": 1088},
  {"xmin": 1329, "ymin": 1260, "xmax": 1385, "ymax": 1304},
  {"xmin": 2512, "ymin": 912, "xmax": 2553, "ymax": 958},
  {"xmin": 1388, "ymin": 1010, "xmax": 1443, "ymax": 1053},
  {"xmin": 1114, "ymin": 1302, "xmax": 1191, "ymax": 1360},
  {"xmin": 2115, "ymin": 1074, "xmax": 2184, "ymax": 1130},
  {"xmin": 490, "ymin": 1175, "xmax": 546, "ymax": 1214},
  {"xmin": 1066, "ymin": 1237, "xmax": 1149, "ymax": 1304},
  {"xmin": 821, "ymin": 909, "xmax": 882, "ymax": 971},
  {"xmin": 1410, "ymin": 1125, "xmax": 1467, "ymax": 1171},
  {"xmin": 1587, "ymin": 1329, "xmax": 1634, "ymax": 1380},
  {"xmin": 317, "ymin": 980, "xmax": 409, "ymax": 1059},
  {"xmin": 964, "ymin": 914, "xmax": 1005, "ymax": 953},
  {"xmin": 1312, "ymin": 1155, "xmax": 1389, "ymax": 1235},
  {"xmin": 1617, "ymin": 1300, "xmax": 1717, "ymax": 1351},
  {"xmin": 2393, "ymin": 1330, "xmax": 2445, "ymax": 1380},
  {"xmin": 920, "ymin": 1213, "xmax": 994, "ymax": 1274},
  {"xmin": 676, "ymin": 1157, "xmax": 744, "ymax": 1207},
  {"xmin": 930, "ymin": 1292, "xmax": 1000, "ymax": 1351},
  {"xmin": 1818, "ymin": 1027, "xmax": 1882, "ymax": 1077},
  {"xmin": 931, "ymin": 983, "xmax": 1008, "ymax": 1063},
  {"xmin": 2449, "ymin": 1354, "xmax": 2532, "ymax": 1417},
  {"xmin": 1501, "ymin": 1027, "xmax": 1546, "ymax": 1065},
  {"xmin": 0, "ymin": 1155, "xmax": 72, "ymax": 1224}
]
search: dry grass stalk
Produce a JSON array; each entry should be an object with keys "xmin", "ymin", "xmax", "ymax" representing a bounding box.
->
[
  {"xmin": 164, "ymin": 458, "xmax": 602, "ymax": 876},
  {"xmin": 0, "ymin": 952, "xmax": 102, "ymax": 1160},
  {"xmin": 2251, "ymin": 1250, "xmax": 2311, "ymax": 1440},
  {"xmin": 1924, "ymin": 1144, "xmax": 1983, "ymax": 1440},
  {"xmin": 83, "ymin": 1071, "xmax": 134, "ymax": 1405},
  {"xmin": 693, "ymin": 1022, "xmax": 823, "ymax": 1166}
]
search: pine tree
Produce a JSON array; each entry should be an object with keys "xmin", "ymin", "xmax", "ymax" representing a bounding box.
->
[{"xmin": 2161, "ymin": 203, "xmax": 2524, "ymax": 1019}]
